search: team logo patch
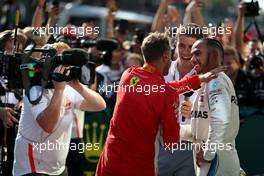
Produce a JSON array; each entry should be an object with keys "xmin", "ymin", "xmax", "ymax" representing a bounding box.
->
[
  {"xmin": 212, "ymin": 81, "xmax": 220, "ymax": 89},
  {"xmin": 130, "ymin": 76, "xmax": 140, "ymax": 86}
]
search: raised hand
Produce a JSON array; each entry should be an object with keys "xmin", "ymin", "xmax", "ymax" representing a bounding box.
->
[
  {"xmin": 186, "ymin": 0, "xmax": 202, "ymax": 12},
  {"xmin": 52, "ymin": 65, "xmax": 69, "ymax": 91},
  {"xmin": 107, "ymin": 0, "xmax": 118, "ymax": 12},
  {"xmin": 198, "ymin": 66, "xmax": 228, "ymax": 83},
  {"xmin": 0, "ymin": 107, "xmax": 19, "ymax": 128},
  {"xmin": 38, "ymin": 0, "xmax": 46, "ymax": 8},
  {"xmin": 168, "ymin": 5, "xmax": 180, "ymax": 24}
]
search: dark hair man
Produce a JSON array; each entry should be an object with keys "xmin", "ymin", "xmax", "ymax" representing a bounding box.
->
[{"xmin": 190, "ymin": 38, "xmax": 240, "ymax": 175}]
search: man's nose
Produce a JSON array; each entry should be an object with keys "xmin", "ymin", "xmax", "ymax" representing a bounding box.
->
[{"xmin": 190, "ymin": 56, "xmax": 197, "ymax": 66}]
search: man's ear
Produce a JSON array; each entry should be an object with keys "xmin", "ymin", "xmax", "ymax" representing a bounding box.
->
[
  {"xmin": 208, "ymin": 49, "xmax": 220, "ymax": 70},
  {"xmin": 161, "ymin": 53, "xmax": 167, "ymax": 63}
]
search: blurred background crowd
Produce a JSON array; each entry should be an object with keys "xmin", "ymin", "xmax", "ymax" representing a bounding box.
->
[{"xmin": 0, "ymin": 0, "xmax": 264, "ymax": 175}]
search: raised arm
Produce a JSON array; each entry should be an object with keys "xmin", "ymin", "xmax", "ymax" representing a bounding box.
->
[
  {"xmin": 106, "ymin": 0, "xmax": 117, "ymax": 38},
  {"xmin": 167, "ymin": 5, "xmax": 181, "ymax": 28},
  {"xmin": 151, "ymin": 0, "xmax": 170, "ymax": 32},
  {"xmin": 32, "ymin": 0, "xmax": 45, "ymax": 28},
  {"xmin": 46, "ymin": 5, "xmax": 59, "ymax": 28},
  {"xmin": 68, "ymin": 80, "xmax": 106, "ymax": 112},
  {"xmin": 183, "ymin": 0, "xmax": 204, "ymax": 27},
  {"xmin": 168, "ymin": 66, "xmax": 227, "ymax": 94},
  {"xmin": 36, "ymin": 66, "xmax": 66, "ymax": 133},
  {"xmin": 234, "ymin": 2, "xmax": 246, "ymax": 58},
  {"xmin": 192, "ymin": 0, "xmax": 204, "ymax": 27}
]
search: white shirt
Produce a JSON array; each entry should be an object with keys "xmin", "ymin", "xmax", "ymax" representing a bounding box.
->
[
  {"xmin": 191, "ymin": 72, "xmax": 240, "ymax": 160},
  {"xmin": 13, "ymin": 85, "xmax": 83, "ymax": 175},
  {"xmin": 165, "ymin": 61, "xmax": 197, "ymax": 142},
  {"xmin": 165, "ymin": 61, "xmax": 197, "ymax": 125}
]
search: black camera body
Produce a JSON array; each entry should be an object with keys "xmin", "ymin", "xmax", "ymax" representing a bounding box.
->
[
  {"xmin": 50, "ymin": 48, "xmax": 96, "ymax": 85},
  {"xmin": 249, "ymin": 54, "xmax": 264, "ymax": 70},
  {"xmin": 244, "ymin": 0, "xmax": 260, "ymax": 17},
  {"xmin": 0, "ymin": 48, "xmax": 96, "ymax": 97},
  {"xmin": 24, "ymin": 47, "xmax": 96, "ymax": 87},
  {"xmin": 0, "ymin": 52, "xmax": 24, "ymax": 91}
]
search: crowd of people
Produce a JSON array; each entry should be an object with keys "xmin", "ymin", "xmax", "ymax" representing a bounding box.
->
[{"xmin": 0, "ymin": 0, "xmax": 263, "ymax": 175}]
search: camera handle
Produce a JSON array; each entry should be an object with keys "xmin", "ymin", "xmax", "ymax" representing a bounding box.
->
[{"xmin": 244, "ymin": 17, "xmax": 264, "ymax": 43}]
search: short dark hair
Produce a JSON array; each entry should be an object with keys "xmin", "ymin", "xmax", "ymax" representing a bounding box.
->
[
  {"xmin": 141, "ymin": 32, "xmax": 170, "ymax": 62},
  {"xmin": 201, "ymin": 38, "xmax": 224, "ymax": 60},
  {"xmin": 196, "ymin": 38, "xmax": 224, "ymax": 69}
]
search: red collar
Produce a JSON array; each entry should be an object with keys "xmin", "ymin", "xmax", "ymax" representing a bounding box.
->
[{"xmin": 141, "ymin": 63, "xmax": 163, "ymax": 77}]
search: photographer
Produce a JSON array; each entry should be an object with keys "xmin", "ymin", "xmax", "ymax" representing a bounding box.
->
[
  {"xmin": 51, "ymin": 41, "xmax": 87, "ymax": 176},
  {"xmin": 250, "ymin": 54, "xmax": 264, "ymax": 113},
  {"xmin": 13, "ymin": 49, "xmax": 106, "ymax": 176}
]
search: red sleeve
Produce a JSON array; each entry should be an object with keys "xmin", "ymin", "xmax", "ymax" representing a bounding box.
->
[
  {"xmin": 161, "ymin": 93, "xmax": 180, "ymax": 148},
  {"xmin": 168, "ymin": 75, "xmax": 200, "ymax": 95}
]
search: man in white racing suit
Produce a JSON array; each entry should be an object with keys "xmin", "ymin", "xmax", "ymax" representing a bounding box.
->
[{"xmin": 190, "ymin": 38, "xmax": 240, "ymax": 176}]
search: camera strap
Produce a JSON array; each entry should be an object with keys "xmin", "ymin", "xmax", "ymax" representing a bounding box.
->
[
  {"xmin": 20, "ymin": 54, "xmax": 54, "ymax": 105},
  {"xmin": 28, "ymin": 56, "xmax": 55, "ymax": 105}
]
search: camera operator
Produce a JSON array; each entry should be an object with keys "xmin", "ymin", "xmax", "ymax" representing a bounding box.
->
[
  {"xmin": 13, "ymin": 48, "xmax": 106, "ymax": 175},
  {"xmin": 51, "ymin": 41, "xmax": 87, "ymax": 176}
]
